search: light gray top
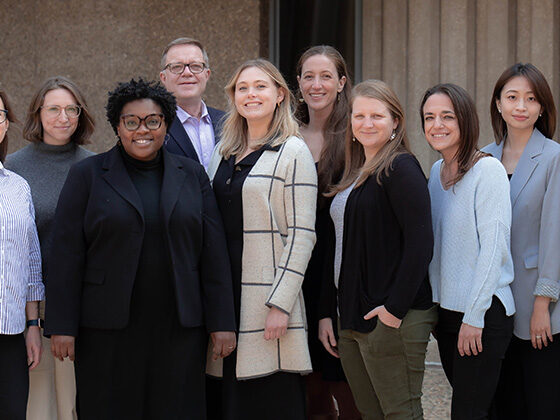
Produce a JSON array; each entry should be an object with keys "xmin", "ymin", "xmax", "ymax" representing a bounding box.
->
[
  {"xmin": 330, "ymin": 182, "xmax": 355, "ymax": 290},
  {"xmin": 428, "ymin": 157, "xmax": 515, "ymax": 328},
  {"xmin": 483, "ymin": 128, "xmax": 560, "ymax": 339},
  {"xmin": 5, "ymin": 142, "xmax": 94, "ymax": 318}
]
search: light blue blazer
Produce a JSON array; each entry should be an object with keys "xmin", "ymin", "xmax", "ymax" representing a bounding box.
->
[{"xmin": 483, "ymin": 128, "xmax": 560, "ymax": 339}]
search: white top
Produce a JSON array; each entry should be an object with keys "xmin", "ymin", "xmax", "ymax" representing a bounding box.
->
[
  {"xmin": 176, "ymin": 101, "xmax": 215, "ymax": 169},
  {"xmin": 0, "ymin": 162, "xmax": 44, "ymax": 334},
  {"xmin": 428, "ymin": 157, "xmax": 515, "ymax": 328}
]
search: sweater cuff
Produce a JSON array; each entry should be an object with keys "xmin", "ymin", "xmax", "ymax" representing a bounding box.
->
[
  {"xmin": 534, "ymin": 278, "xmax": 560, "ymax": 302},
  {"xmin": 461, "ymin": 310, "xmax": 485, "ymax": 329}
]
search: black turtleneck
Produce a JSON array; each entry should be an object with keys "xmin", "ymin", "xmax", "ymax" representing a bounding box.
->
[{"xmin": 120, "ymin": 146, "xmax": 176, "ymax": 327}]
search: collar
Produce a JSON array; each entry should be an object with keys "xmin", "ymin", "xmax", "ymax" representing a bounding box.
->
[
  {"xmin": 176, "ymin": 101, "xmax": 209, "ymax": 124},
  {"xmin": 0, "ymin": 160, "xmax": 7, "ymax": 177}
]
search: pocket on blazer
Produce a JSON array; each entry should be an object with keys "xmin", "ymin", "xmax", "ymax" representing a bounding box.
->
[
  {"xmin": 83, "ymin": 268, "xmax": 105, "ymax": 285},
  {"xmin": 524, "ymin": 253, "xmax": 538, "ymax": 269}
]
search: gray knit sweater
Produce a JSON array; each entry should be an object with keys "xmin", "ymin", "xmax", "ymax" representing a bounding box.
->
[{"xmin": 5, "ymin": 142, "xmax": 94, "ymax": 316}]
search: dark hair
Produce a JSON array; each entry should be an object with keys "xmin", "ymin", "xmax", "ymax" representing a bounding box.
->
[
  {"xmin": 295, "ymin": 45, "xmax": 352, "ymax": 198},
  {"xmin": 23, "ymin": 76, "xmax": 95, "ymax": 145},
  {"xmin": 0, "ymin": 90, "xmax": 18, "ymax": 163},
  {"xmin": 106, "ymin": 78, "xmax": 176, "ymax": 135},
  {"xmin": 490, "ymin": 63, "xmax": 556, "ymax": 143},
  {"xmin": 420, "ymin": 83, "xmax": 485, "ymax": 187}
]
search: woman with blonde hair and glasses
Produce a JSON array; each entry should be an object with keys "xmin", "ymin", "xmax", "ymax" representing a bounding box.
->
[
  {"xmin": 319, "ymin": 80, "xmax": 436, "ymax": 419},
  {"xmin": 207, "ymin": 58, "xmax": 317, "ymax": 420},
  {"xmin": 6, "ymin": 76, "xmax": 94, "ymax": 420}
]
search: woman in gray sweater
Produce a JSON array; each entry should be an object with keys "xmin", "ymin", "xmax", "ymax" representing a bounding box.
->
[{"xmin": 6, "ymin": 76, "xmax": 95, "ymax": 420}]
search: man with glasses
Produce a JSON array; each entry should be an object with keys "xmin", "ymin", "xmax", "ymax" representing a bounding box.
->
[{"xmin": 160, "ymin": 37, "xmax": 225, "ymax": 169}]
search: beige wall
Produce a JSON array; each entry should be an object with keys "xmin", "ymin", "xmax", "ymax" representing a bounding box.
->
[
  {"xmin": 1, "ymin": 0, "xmax": 264, "ymax": 153},
  {"xmin": 362, "ymin": 0, "xmax": 560, "ymax": 174}
]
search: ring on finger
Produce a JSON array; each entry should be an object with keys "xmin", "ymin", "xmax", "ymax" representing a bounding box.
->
[{"xmin": 536, "ymin": 335, "xmax": 542, "ymax": 339}]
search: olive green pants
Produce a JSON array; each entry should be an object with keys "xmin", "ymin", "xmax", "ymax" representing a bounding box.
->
[{"xmin": 338, "ymin": 306, "xmax": 437, "ymax": 420}]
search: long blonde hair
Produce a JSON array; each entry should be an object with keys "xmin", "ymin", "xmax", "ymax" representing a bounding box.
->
[
  {"xmin": 219, "ymin": 59, "xmax": 299, "ymax": 159},
  {"xmin": 329, "ymin": 79, "xmax": 410, "ymax": 194}
]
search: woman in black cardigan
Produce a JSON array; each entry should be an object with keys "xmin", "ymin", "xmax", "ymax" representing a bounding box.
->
[{"xmin": 319, "ymin": 80, "xmax": 436, "ymax": 420}]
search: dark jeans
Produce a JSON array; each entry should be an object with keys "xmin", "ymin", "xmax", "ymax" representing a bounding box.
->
[
  {"xmin": 492, "ymin": 333, "xmax": 560, "ymax": 420},
  {"xmin": 0, "ymin": 334, "xmax": 28, "ymax": 420},
  {"xmin": 436, "ymin": 297, "xmax": 513, "ymax": 420}
]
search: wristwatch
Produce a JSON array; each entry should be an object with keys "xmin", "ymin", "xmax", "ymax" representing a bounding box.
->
[{"xmin": 26, "ymin": 319, "xmax": 42, "ymax": 328}]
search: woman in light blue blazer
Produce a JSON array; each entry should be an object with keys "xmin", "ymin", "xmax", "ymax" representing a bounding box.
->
[{"xmin": 484, "ymin": 63, "xmax": 560, "ymax": 420}]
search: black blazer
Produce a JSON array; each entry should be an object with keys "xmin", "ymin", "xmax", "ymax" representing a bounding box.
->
[
  {"xmin": 44, "ymin": 146, "xmax": 236, "ymax": 337},
  {"xmin": 320, "ymin": 153, "xmax": 433, "ymax": 333},
  {"xmin": 164, "ymin": 106, "xmax": 225, "ymax": 161}
]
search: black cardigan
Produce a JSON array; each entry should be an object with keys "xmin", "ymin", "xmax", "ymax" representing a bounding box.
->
[{"xmin": 320, "ymin": 153, "xmax": 434, "ymax": 333}]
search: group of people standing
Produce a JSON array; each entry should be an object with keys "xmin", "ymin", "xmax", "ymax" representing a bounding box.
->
[{"xmin": 0, "ymin": 35, "xmax": 558, "ymax": 420}]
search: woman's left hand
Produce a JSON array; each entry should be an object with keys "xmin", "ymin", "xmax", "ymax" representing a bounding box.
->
[
  {"xmin": 364, "ymin": 305, "xmax": 402, "ymax": 329},
  {"xmin": 264, "ymin": 306, "xmax": 289, "ymax": 340},
  {"xmin": 457, "ymin": 323, "xmax": 483, "ymax": 356},
  {"xmin": 530, "ymin": 296, "xmax": 553, "ymax": 350},
  {"xmin": 25, "ymin": 326, "xmax": 42, "ymax": 370}
]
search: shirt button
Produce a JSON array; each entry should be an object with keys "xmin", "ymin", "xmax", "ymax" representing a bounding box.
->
[
  {"xmin": 226, "ymin": 178, "xmax": 231, "ymax": 185},
  {"xmin": 235, "ymin": 166, "xmax": 241, "ymax": 171}
]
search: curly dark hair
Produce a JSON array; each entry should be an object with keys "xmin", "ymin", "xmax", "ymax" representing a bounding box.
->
[{"xmin": 106, "ymin": 78, "xmax": 176, "ymax": 135}]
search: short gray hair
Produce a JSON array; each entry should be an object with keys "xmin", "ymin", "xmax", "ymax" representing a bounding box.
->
[{"xmin": 160, "ymin": 37, "xmax": 210, "ymax": 69}]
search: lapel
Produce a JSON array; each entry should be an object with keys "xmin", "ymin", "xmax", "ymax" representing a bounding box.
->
[
  {"xmin": 510, "ymin": 129, "xmax": 545, "ymax": 208},
  {"xmin": 207, "ymin": 107, "xmax": 225, "ymax": 142},
  {"xmin": 159, "ymin": 149, "xmax": 187, "ymax": 226},
  {"xmin": 167, "ymin": 117, "xmax": 200, "ymax": 162},
  {"xmin": 101, "ymin": 146, "xmax": 144, "ymax": 222}
]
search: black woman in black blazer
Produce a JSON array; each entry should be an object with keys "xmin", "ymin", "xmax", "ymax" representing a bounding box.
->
[{"xmin": 45, "ymin": 79, "xmax": 235, "ymax": 419}]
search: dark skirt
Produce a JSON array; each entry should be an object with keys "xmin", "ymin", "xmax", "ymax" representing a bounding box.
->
[{"xmin": 74, "ymin": 320, "xmax": 207, "ymax": 420}]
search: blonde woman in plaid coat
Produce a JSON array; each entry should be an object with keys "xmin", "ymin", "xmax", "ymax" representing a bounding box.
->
[{"xmin": 206, "ymin": 59, "xmax": 317, "ymax": 420}]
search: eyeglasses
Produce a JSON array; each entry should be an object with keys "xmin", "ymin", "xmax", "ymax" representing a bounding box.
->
[
  {"xmin": 120, "ymin": 114, "xmax": 164, "ymax": 131},
  {"xmin": 0, "ymin": 110, "xmax": 7, "ymax": 124},
  {"xmin": 41, "ymin": 105, "xmax": 82, "ymax": 119},
  {"xmin": 163, "ymin": 62, "xmax": 206, "ymax": 75}
]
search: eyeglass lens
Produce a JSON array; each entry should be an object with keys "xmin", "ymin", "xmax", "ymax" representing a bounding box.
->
[
  {"xmin": 121, "ymin": 114, "xmax": 163, "ymax": 131},
  {"xmin": 167, "ymin": 62, "xmax": 205, "ymax": 74},
  {"xmin": 0, "ymin": 110, "xmax": 7, "ymax": 124},
  {"xmin": 44, "ymin": 105, "xmax": 81, "ymax": 118}
]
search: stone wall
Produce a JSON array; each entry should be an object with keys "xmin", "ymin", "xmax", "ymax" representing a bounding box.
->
[
  {"xmin": 1, "ymin": 0, "xmax": 264, "ymax": 153},
  {"xmin": 362, "ymin": 0, "xmax": 560, "ymax": 173}
]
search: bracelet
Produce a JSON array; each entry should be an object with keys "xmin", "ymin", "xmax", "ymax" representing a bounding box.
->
[{"xmin": 26, "ymin": 319, "xmax": 41, "ymax": 328}]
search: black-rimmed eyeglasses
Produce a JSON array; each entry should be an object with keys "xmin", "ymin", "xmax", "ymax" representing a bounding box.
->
[
  {"xmin": 0, "ymin": 110, "xmax": 7, "ymax": 124},
  {"xmin": 120, "ymin": 114, "xmax": 164, "ymax": 131},
  {"xmin": 163, "ymin": 62, "xmax": 206, "ymax": 75}
]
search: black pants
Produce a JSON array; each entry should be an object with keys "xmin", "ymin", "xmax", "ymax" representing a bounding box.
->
[
  {"xmin": 75, "ymin": 323, "xmax": 207, "ymax": 420},
  {"xmin": 0, "ymin": 334, "xmax": 28, "ymax": 420},
  {"xmin": 492, "ymin": 333, "xmax": 560, "ymax": 420},
  {"xmin": 436, "ymin": 297, "xmax": 513, "ymax": 420}
]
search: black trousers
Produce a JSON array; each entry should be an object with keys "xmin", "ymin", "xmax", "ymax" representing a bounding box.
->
[
  {"xmin": 436, "ymin": 297, "xmax": 513, "ymax": 420},
  {"xmin": 492, "ymin": 333, "xmax": 560, "ymax": 420},
  {"xmin": 75, "ymin": 323, "xmax": 207, "ymax": 420},
  {"xmin": 0, "ymin": 334, "xmax": 28, "ymax": 420}
]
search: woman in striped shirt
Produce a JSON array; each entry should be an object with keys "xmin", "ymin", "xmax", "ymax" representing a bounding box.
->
[{"xmin": 0, "ymin": 89, "xmax": 44, "ymax": 420}]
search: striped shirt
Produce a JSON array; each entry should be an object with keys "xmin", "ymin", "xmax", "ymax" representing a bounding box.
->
[
  {"xmin": 176, "ymin": 102, "xmax": 215, "ymax": 169},
  {"xmin": 0, "ymin": 162, "xmax": 44, "ymax": 334}
]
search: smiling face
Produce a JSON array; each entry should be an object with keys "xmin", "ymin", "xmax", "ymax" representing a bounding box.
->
[
  {"xmin": 117, "ymin": 99, "xmax": 167, "ymax": 161},
  {"xmin": 40, "ymin": 88, "xmax": 79, "ymax": 145},
  {"xmin": 422, "ymin": 93, "xmax": 461, "ymax": 159},
  {"xmin": 496, "ymin": 75, "xmax": 542, "ymax": 134},
  {"xmin": 234, "ymin": 66, "xmax": 285, "ymax": 128},
  {"xmin": 298, "ymin": 54, "xmax": 345, "ymax": 114},
  {"xmin": 159, "ymin": 44, "xmax": 210, "ymax": 107},
  {"xmin": 351, "ymin": 96, "xmax": 398, "ymax": 160}
]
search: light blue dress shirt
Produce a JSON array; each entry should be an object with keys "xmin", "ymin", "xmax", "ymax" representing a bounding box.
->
[
  {"xmin": 0, "ymin": 162, "xmax": 43, "ymax": 334},
  {"xmin": 176, "ymin": 101, "xmax": 216, "ymax": 169}
]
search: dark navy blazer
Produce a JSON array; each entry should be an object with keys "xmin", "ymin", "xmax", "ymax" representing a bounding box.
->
[{"xmin": 164, "ymin": 106, "xmax": 225, "ymax": 162}]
